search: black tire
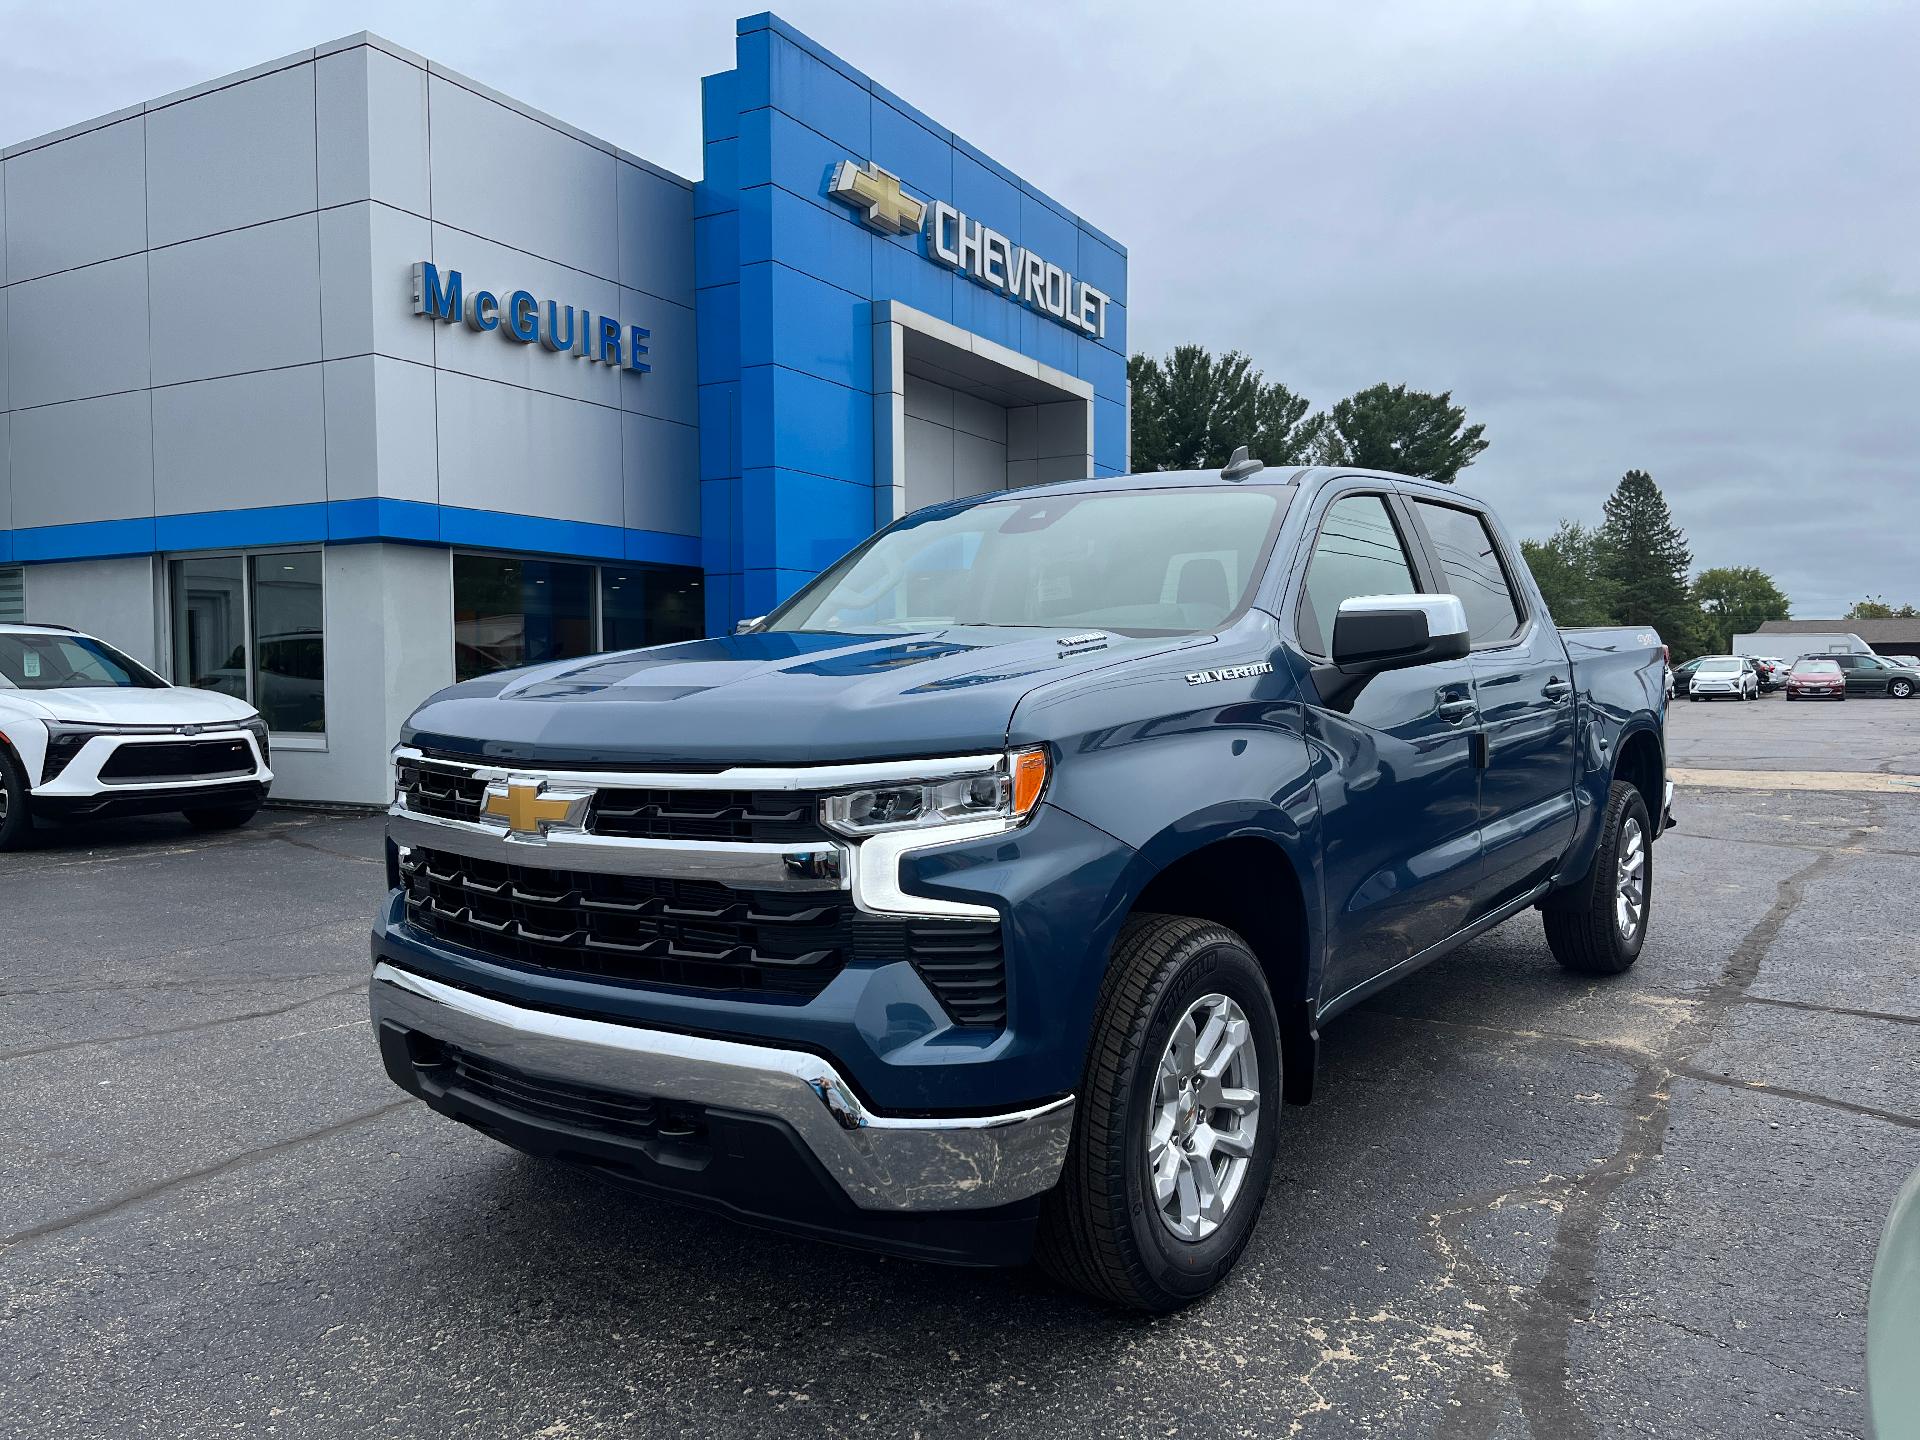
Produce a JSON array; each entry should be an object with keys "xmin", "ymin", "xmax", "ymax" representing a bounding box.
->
[
  {"xmin": 184, "ymin": 805, "xmax": 259, "ymax": 832},
  {"xmin": 1036, "ymin": 915, "xmax": 1281, "ymax": 1312},
  {"xmin": 1543, "ymin": 781, "xmax": 1651, "ymax": 975},
  {"xmin": 1891, "ymin": 679, "xmax": 1914, "ymax": 700},
  {"xmin": 0, "ymin": 746, "xmax": 35, "ymax": 851}
]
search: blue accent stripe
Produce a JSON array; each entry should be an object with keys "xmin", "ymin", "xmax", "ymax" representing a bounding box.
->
[{"xmin": 1, "ymin": 503, "xmax": 700, "ymax": 569}]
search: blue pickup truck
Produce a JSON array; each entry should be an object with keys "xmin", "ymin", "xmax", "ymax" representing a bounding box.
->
[{"xmin": 369, "ymin": 456, "xmax": 1669, "ymax": 1310}]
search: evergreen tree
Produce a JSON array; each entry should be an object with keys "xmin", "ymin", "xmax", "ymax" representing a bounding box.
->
[
  {"xmin": 1128, "ymin": 345, "xmax": 1324, "ymax": 470},
  {"xmin": 1598, "ymin": 469, "xmax": 1700, "ymax": 651},
  {"xmin": 1327, "ymin": 383, "xmax": 1488, "ymax": 484},
  {"xmin": 1520, "ymin": 520, "xmax": 1616, "ymax": 626}
]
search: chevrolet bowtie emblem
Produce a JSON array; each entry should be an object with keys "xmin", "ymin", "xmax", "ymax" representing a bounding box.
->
[
  {"xmin": 479, "ymin": 777, "xmax": 591, "ymax": 839},
  {"xmin": 827, "ymin": 160, "xmax": 925, "ymax": 236}
]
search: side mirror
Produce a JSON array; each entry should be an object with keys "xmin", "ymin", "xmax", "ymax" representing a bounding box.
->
[
  {"xmin": 1314, "ymin": 594, "xmax": 1470, "ymax": 711},
  {"xmin": 734, "ymin": 615, "xmax": 766, "ymax": 635}
]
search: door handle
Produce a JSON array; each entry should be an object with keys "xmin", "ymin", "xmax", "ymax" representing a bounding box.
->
[
  {"xmin": 1437, "ymin": 696, "xmax": 1477, "ymax": 724},
  {"xmin": 1543, "ymin": 676, "xmax": 1573, "ymax": 700}
]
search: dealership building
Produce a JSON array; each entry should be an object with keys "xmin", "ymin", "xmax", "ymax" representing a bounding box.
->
[{"xmin": 0, "ymin": 14, "xmax": 1129, "ymax": 803}]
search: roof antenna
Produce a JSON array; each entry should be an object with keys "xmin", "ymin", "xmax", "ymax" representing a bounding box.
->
[{"xmin": 1221, "ymin": 445, "xmax": 1264, "ymax": 481}]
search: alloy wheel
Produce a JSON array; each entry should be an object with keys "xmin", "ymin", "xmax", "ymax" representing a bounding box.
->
[
  {"xmin": 1147, "ymin": 992, "xmax": 1261, "ymax": 1242},
  {"xmin": 1615, "ymin": 814, "xmax": 1646, "ymax": 941}
]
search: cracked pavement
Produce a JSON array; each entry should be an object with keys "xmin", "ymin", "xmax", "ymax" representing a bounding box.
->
[{"xmin": 2, "ymin": 696, "xmax": 1918, "ymax": 1438}]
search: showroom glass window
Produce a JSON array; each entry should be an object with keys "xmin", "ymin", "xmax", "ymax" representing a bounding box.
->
[
  {"xmin": 168, "ymin": 551, "xmax": 326, "ymax": 733},
  {"xmin": 454, "ymin": 556, "xmax": 594, "ymax": 681},
  {"xmin": 601, "ymin": 567, "xmax": 703, "ymax": 652}
]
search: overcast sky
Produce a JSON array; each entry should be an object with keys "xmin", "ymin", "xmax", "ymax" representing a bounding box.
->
[{"xmin": 4, "ymin": 0, "xmax": 1914, "ymax": 617}]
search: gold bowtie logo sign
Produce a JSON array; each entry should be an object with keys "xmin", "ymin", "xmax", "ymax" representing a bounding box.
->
[
  {"xmin": 827, "ymin": 160, "xmax": 925, "ymax": 236},
  {"xmin": 479, "ymin": 777, "xmax": 590, "ymax": 837}
]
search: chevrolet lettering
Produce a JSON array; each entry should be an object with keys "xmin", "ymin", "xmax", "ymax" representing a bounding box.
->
[
  {"xmin": 372, "ymin": 454, "xmax": 1673, "ymax": 1311},
  {"xmin": 827, "ymin": 160, "xmax": 1110, "ymax": 339}
]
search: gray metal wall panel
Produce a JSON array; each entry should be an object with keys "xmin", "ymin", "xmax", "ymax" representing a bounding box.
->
[
  {"xmin": 616, "ymin": 286, "xmax": 696, "ymax": 427},
  {"xmin": 616, "ymin": 159, "xmax": 694, "ymax": 306},
  {"xmin": 1, "ymin": 283, "xmax": 8, "ymax": 412},
  {"xmin": 434, "ymin": 370, "xmax": 621, "ymax": 526},
  {"xmin": 320, "ymin": 202, "xmax": 434, "ymax": 365},
  {"xmin": 0, "ymin": 413, "xmax": 10, "ymax": 531},
  {"xmin": 16, "ymin": 556, "xmax": 158, "ymax": 664},
  {"xmin": 145, "ymin": 66, "xmax": 319, "ymax": 248},
  {"xmin": 427, "ymin": 76, "xmax": 618, "ymax": 281},
  {"xmin": 152, "ymin": 365, "xmax": 327, "ymax": 514},
  {"xmin": 8, "ymin": 391, "xmax": 154, "ymax": 527},
  {"xmin": 622, "ymin": 413, "xmax": 698, "ymax": 536},
  {"xmin": 5, "ymin": 254, "xmax": 149, "ymax": 409},
  {"xmin": 316, "ymin": 47, "xmax": 431, "ymax": 216},
  {"xmin": 0, "ymin": 156, "xmax": 8, "ymax": 288},
  {"xmin": 3, "ymin": 117, "xmax": 147, "ymax": 284},
  {"xmin": 148, "ymin": 214, "xmax": 323, "ymax": 386},
  {"xmin": 904, "ymin": 414, "xmax": 953, "ymax": 510},
  {"xmin": 953, "ymin": 430, "xmax": 1009, "ymax": 499},
  {"xmin": 425, "ymin": 222, "xmax": 620, "ymax": 407},
  {"xmin": 323, "ymin": 354, "xmax": 437, "ymax": 503}
]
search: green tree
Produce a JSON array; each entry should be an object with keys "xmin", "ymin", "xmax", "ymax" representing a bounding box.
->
[
  {"xmin": 1598, "ymin": 469, "xmax": 1703, "ymax": 653},
  {"xmin": 1128, "ymin": 345, "xmax": 1324, "ymax": 471},
  {"xmin": 1847, "ymin": 597, "xmax": 1918, "ymax": 619},
  {"xmin": 1692, "ymin": 566, "xmax": 1791, "ymax": 654},
  {"xmin": 1326, "ymin": 383, "xmax": 1489, "ymax": 484},
  {"xmin": 1520, "ymin": 520, "xmax": 1616, "ymax": 626}
]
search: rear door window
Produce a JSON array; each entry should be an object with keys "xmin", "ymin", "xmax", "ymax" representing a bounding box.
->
[{"xmin": 1411, "ymin": 501, "xmax": 1525, "ymax": 646}]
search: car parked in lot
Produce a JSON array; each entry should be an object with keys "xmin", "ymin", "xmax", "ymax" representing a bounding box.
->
[
  {"xmin": 1751, "ymin": 657, "xmax": 1788, "ymax": 691},
  {"xmin": 0, "ymin": 623, "xmax": 272, "ymax": 850},
  {"xmin": 368, "ymin": 458, "xmax": 1670, "ymax": 1310},
  {"xmin": 1823, "ymin": 652, "xmax": 1919, "ymax": 699},
  {"xmin": 1884, "ymin": 654, "xmax": 1920, "ymax": 672},
  {"xmin": 1785, "ymin": 657, "xmax": 1847, "ymax": 700},
  {"xmin": 1689, "ymin": 656, "xmax": 1760, "ymax": 700}
]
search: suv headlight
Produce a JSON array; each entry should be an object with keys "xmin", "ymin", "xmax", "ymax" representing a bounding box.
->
[
  {"xmin": 241, "ymin": 716, "xmax": 270, "ymax": 761},
  {"xmin": 819, "ymin": 748, "xmax": 1050, "ymax": 838}
]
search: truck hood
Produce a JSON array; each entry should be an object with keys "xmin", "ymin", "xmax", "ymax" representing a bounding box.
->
[
  {"xmin": 5, "ymin": 685, "xmax": 260, "ymax": 727},
  {"xmin": 405, "ymin": 627, "xmax": 1215, "ymax": 766}
]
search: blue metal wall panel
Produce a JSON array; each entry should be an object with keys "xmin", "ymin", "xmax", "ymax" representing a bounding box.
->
[{"xmin": 694, "ymin": 11, "xmax": 1129, "ymax": 632}]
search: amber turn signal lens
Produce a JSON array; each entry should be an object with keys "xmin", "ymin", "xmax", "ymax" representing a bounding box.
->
[{"xmin": 1010, "ymin": 748, "xmax": 1050, "ymax": 817}]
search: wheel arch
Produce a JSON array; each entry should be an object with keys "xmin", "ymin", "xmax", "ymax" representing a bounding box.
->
[{"xmin": 1121, "ymin": 829, "xmax": 1322, "ymax": 1106}]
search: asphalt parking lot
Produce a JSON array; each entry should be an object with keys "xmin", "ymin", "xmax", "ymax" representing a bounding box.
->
[{"xmin": 4, "ymin": 698, "xmax": 1918, "ymax": 1439}]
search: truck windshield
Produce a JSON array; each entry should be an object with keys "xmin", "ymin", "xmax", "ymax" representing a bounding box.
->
[
  {"xmin": 767, "ymin": 486, "xmax": 1289, "ymax": 635},
  {"xmin": 0, "ymin": 632, "xmax": 168, "ymax": 690}
]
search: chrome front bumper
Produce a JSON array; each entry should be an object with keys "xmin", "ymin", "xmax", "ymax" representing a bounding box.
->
[{"xmin": 369, "ymin": 962, "xmax": 1073, "ymax": 1212}]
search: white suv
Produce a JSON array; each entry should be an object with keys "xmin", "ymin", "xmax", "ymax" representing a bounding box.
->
[{"xmin": 0, "ymin": 623, "xmax": 273, "ymax": 850}]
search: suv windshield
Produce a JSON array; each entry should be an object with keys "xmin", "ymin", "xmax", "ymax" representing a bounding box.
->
[
  {"xmin": 0, "ymin": 632, "xmax": 167, "ymax": 690},
  {"xmin": 768, "ymin": 486, "xmax": 1290, "ymax": 635}
]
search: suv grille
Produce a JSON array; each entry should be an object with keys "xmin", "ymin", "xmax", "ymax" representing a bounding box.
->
[
  {"xmin": 400, "ymin": 845, "xmax": 1009, "ymax": 1028},
  {"xmin": 394, "ymin": 756, "xmax": 828, "ymax": 843},
  {"xmin": 99, "ymin": 739, "xmax": 256, "ymax": 783}
]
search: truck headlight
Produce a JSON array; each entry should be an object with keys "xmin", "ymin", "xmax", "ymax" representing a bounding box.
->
[{"xmin": 820, "ymin": 748, "xmax": 1050, "ymax": 838}]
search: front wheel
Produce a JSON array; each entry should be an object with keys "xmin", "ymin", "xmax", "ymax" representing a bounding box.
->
[
  {"xmin": 1037, "ymin": 915, "xmax": 1280, "ymax": 1312},
  {"xmin": 1543, "ymin": 780, "xmax": 1652, "ymax": 975}
]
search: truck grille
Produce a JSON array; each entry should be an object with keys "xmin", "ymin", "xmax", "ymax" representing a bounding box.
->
[
  {"xmin": 394, "ymin": 755, "xmax": 828, "ymax": 843},
  {"xmin": 99, "ymin": 739, "xmax": 256, "ymax": 783},
  {"xmin": 400, "ymin": 845, "xmax": 1008, "ymax": 1028},
  {"xmin": 401, "ymin": 845, "xmax": 851, "ymax": 997}
]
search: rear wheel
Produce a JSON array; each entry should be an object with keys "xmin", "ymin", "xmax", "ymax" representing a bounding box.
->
[
  {"xmin": 1037, "ymin": 915, "xmax": 1280, "ymax": 1312},
  {"xmin": 0, "ymin": 747, "xmax": 35, "ymax": 851},
  {"xmin": 1891, "ymin": 679, "xmax": 1914, "ymax": 699},
  {"xmin": 1543, "ymin": 781, "xmax": 1651, "ymax": 975},
  {"xmin": 184, "ymin": 805, "xmax": 258, "ymax": 832}
]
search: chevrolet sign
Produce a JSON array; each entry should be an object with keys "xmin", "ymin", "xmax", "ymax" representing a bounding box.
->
[{"xmin": 828, "ymin": 161, "xmax": 1111, "ymax": 340}]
